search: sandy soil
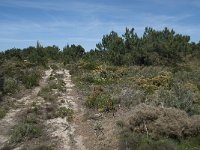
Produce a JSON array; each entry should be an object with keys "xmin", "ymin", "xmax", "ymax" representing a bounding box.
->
[{"xmin": 44, "ymin": 69, "xmax": 86, "ymax": 150}]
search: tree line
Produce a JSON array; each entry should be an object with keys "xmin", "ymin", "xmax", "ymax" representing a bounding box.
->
[
  {"xmin": 89, "ymin": 27, "xmax": 200, "ymax": 65},
  {"xmin": 0, "ymin": 27, "xmax": 200, "ymax": 66}
]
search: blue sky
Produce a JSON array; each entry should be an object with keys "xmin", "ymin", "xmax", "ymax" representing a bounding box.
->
[{"xmin": 0, "ymin": 0, "xmax": 200, "ymax": 51}]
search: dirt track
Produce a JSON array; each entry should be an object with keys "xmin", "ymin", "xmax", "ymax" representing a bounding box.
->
[{"xmin": 0, "ymin": 68, "xmax": 88, "ymax": 150}]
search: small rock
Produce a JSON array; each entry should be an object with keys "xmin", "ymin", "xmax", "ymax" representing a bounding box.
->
[{"xmin": 90, "ymin": 113, "xmax": 102, "ymax": 120}]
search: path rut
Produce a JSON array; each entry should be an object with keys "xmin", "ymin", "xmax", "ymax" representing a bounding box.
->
[{"xmin": 45, "ymin": 69, "xmax": 86, "ymax": 150}]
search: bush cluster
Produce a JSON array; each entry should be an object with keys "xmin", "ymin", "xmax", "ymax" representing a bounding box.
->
[{"xmin": 86, "ymin": 86, "xmax": 114, "ymax": 112}]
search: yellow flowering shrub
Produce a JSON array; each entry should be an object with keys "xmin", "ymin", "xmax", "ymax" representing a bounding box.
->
[
  {"xmin": 86, "ymin": 86, "xmax": 114, "ymax": 112},
  {"xmin": 136, "ymin": 71, "xmax": 172, "ymax": 94}
]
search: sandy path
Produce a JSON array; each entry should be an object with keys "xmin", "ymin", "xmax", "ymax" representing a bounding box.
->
[
  {"xmin": 0, "ymin": 68, "xmax": 52, "ymax": 149},
  {"xmin": 45, "ymin": 69, "xmax": 86, "ymax": 150},
  {"xmin": 0, "ymin": 67, "xmax": 92, "ymax": 150}
]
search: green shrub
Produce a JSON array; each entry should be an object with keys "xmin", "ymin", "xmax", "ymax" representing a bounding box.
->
[
  {"xmin": 54, "ymin": 79, "xmax": 66, "ymax": 92},
  {"xmin": 136, "ymin": 71, "xmax": 172, "ymax": 94},
  {"xmin": 0, "ymin": 92, "xmax": 3, "ymax": 101},
  {"xmin": 22, "ymin": 70, "xmax": 41, "ymax": 89},
  {"xmin": 81, "ymin": 73, "xmax": 96, "ymax": 83},
  {"xmin": 55, "ymin": 107, "xmax": 74, "ymax": 121},
  {"xmin": 0, "ymin": 107, "xmax": 7, "ymax": 119},
  {"xmin": 120, "ymin": 104, "xmax": 200, "ymax": 149},
  {"xmin": 41, "ymin": 80, "xmax": 65, "ymax": 93},
  {"xmin": 3, "ymin": 77, "xmax": 19, "ymax": 94},
  {"xmin": 127, "ymin": 104, "xmax": 200, "ymax": 140},
  {"xmin": 86, "ymin": 90, "xmax": 114, "ymax": 112},
  {"xmin": 1, "ymin": 61, "xmax": 21, "ymax": 77},
  {"xmin": 10, "ymin": 117, "xmax": 41, "ymax": 143},
  {"xmin": 120, "ymin": 129, "xmax": 200, "ymax": 150},
  {"xmin": 120, "ymin": 89, "xmax": 145, "ymax": 107},
  {"xmin": 26, "ymin": 102, "xmax": 41, "ymax": 115},
  {"xmin": 157, "ymin": 84, "xmax": 197, "ymax": 114},
  {"xmin": 178, "ymin": 135, "xmax": 200, "ymax": 150},
  {"xmin": 138, "ymin": 139, "xmax": 176, "ymax": 150},
  {"xmin": 11, "ymin": 115, "xmax": 40, "ymax": 142},
  {"xmin": 45, "ymin": 104, "xmax": 74, "ymax": 121},
  {"xmin": 96, "ymin": 94, "xmax": 114, "ymax": 112},
  {"xmin": 197, "ymin": 84, "xmax": 200, "ymax": 91},
  {"xmin": 172, "ymin": 64, "xmax": 193, "ymax": 73},
  {"xmin": 80, "ymin": 62, "xmax": 98, "ymax": 70},
  {"xmin": 67, "ymin": 64, "xmax": 79, "ymax": 75}
]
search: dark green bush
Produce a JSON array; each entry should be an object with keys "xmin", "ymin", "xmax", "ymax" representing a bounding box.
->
[
  {"xmin": 22, "ymin": 69, "xmax": 41, "ymax": 89},
  {"xmin": 0, "ymin": 107, "xmax": 7, "ymax": 119},
  {"xmin": 86, "ymin": 90, "xmax": 114, "ymax": 112},
  {"xmin": 3, "ymin": 77, "xmax": 19, "ymax": 94}
]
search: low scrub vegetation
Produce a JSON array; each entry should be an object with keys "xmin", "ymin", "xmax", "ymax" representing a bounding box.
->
[
  {"xmin": 3, "ymin": 77, "xmax": 19, "ymax": 94},
  {"xmin": 119, "ymin": 104, "xmax": 200, "ymax": 149},
  {"xmin": 21, "ymin": 69, "xmax": 41, "ymax": 89},
  {"xmin": 0, "ymin": 60, "xmax": 43, "ymax": 98},
  {"xmin": 0, "ymin": 107, "xmax": 7, "ymax": 119},
  {"xmin": 10, "ymin": 114, "xmax": 42, "ymax": 143},
  {"xmin": 86, "ymin": 91, "xmax": 114, "ymax": 112},
  {"xmin": 0, "ymin": 27, "xmax": 200, "ymax": 149},
  {"xmin": 56, "ymin": 107, "xmax": 74, "ymax": 121},
  {"xmin": 70, "ymin": 58, "xmax": 200, "ymax": 149},
  {"xmin": 129, "ymin": 104, "xmax": 200, "ymax": 139}
]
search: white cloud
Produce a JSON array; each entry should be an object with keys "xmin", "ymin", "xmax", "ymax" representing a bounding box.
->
[{"xmin": 0, "ymin": 0, "xmax": 126, "ymax": 14}]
